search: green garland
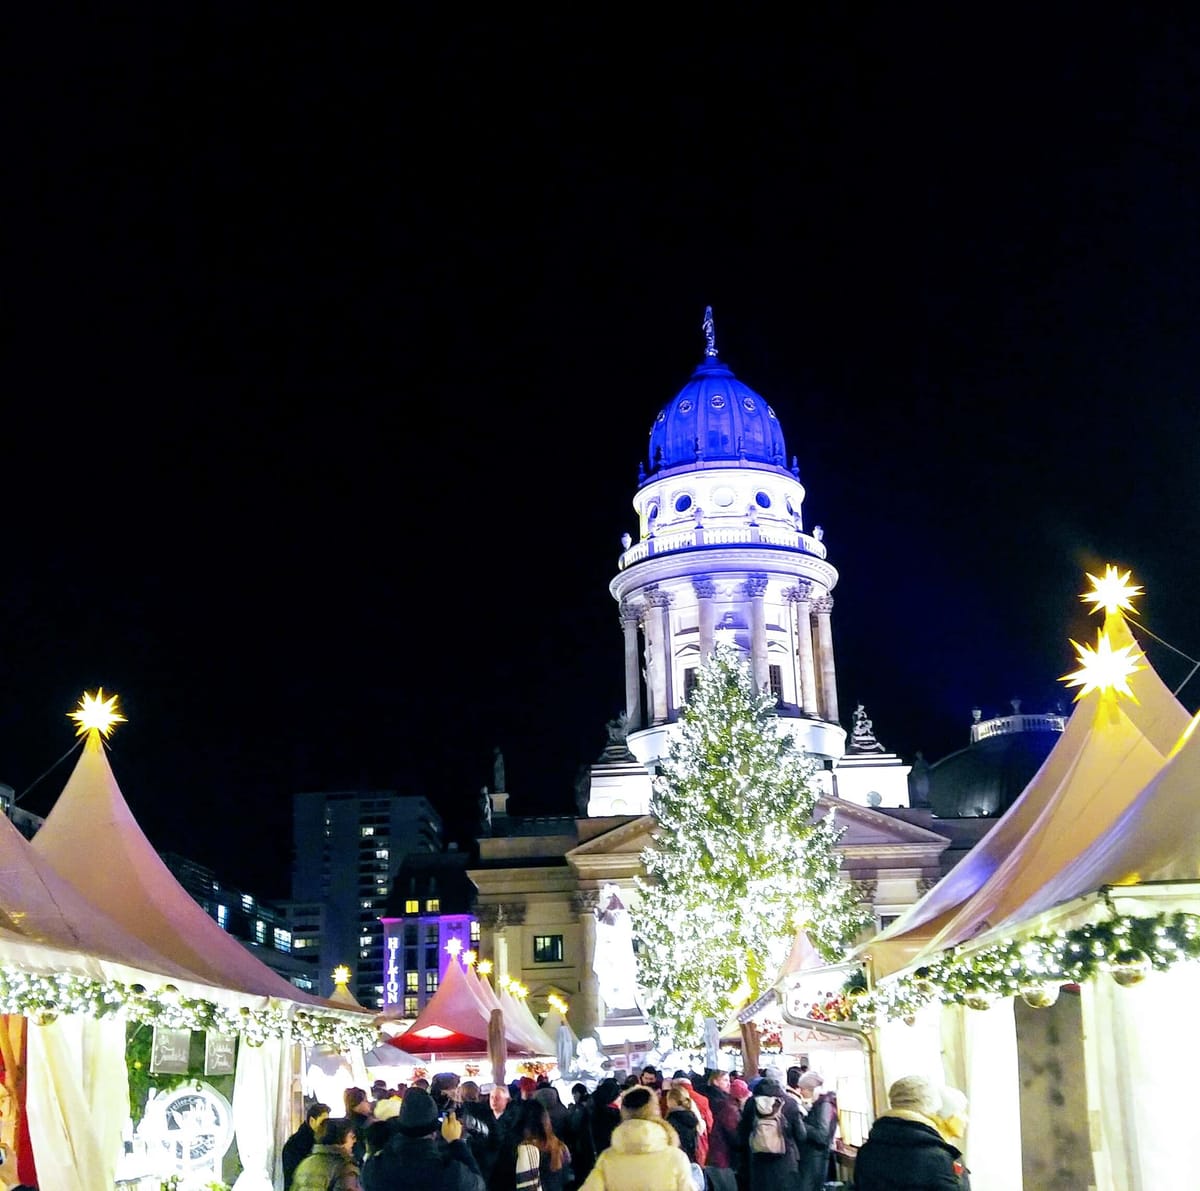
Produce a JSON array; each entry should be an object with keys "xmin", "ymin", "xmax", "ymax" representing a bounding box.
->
[
  {"xmin": 0, "ymin": 967, "xmax": 378, "ymax": 1050},
  {"xmin": 824, "ymin": 911, "xmax": 1200, "ymax": 1028}
]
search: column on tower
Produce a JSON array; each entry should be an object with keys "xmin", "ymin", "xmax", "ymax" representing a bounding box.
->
[
  {"xmin": 745, "ymin": 575, "xmax": 770, "ymax": 694},
  {"xmin": 644, "ymin": 588, "xmax": 673, "ymax": 723},
  {"xmin": 571, "ymin": 889, "xmax": 601, "ymax": 1036},
  {"xmin": 786, "ymin": 581, "xmax": 819, "ymax": 713},
  {"xmin": 694, "ymin": 576, "xmax": 716, "ymax": 660},
  {"xmin": 812, "ymin": 595, "xmax": 839, "ymax": 723},
  {"xmin": 620, "ymin": 602, "xmax": 644, "ymax": 731}
]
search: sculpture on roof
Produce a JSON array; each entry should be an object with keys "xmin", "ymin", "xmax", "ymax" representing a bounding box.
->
[
  {"xmin": 702, "ymin": 305, "xmax": 718, "ymax": 357},
  {"xmin": 492, "ymin": 746, "xmax": 506, "ymax": 793},
  {"xmin": 850, "ymin": 703, "xmax": 886, "ymax": 753}
]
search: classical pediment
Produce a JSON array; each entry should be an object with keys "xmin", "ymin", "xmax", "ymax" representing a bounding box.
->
[
  {"xmin": 567, "ymin": 814, "xmax": 656, "ymax": 880},
  {"xmin": 817, "ymin": 796, "xmax": 950, "ymax": 856}
]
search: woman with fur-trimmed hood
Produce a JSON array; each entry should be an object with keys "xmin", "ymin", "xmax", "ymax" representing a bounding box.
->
[
  {"xmin": 853, "ymin": 1075, "xmax": 968, "ymax": 1189},
  {"xmin": 578, "ymin": 1084, "xmax": 695, "ymax": 1191}
]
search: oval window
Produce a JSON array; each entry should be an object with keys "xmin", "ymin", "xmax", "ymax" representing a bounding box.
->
[
  {"xmin": 675, "ymin": 493, "xmax": 693, "ymax": 513},
  {"xmin": 755, "ymin": 491, "xmax": 772, "ymax": 509},
  {"xmin": 712, "ymin": 487, "xmax": 735, "ymax": 508}
]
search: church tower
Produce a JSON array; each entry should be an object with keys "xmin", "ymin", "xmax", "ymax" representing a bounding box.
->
[{"xmin": 589, "ymin": 310, "xmax": 846, "ymax": 815}]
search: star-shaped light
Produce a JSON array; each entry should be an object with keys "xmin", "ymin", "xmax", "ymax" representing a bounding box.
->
[
  {"xmin": 547, "ymin": 993, "xmax": 569, "ymax": 1014},
  {"xmin": 463, "ymin": 949, "xmax": 477, "ymax": 967},
  {"xmin": 1081, "ymin": 565, "xmax": 1142, "ymax": 617},
  {"xmin": 332, "ymin": 964, "xmax": 352, "ymax": 987},
  {"xmin": 477, "ymin": 959, "xmax": 494, "ymax": 976},
  {"xmin": 445, "ymin": 938, "xmax": 463, "ymax": 958},
  {"xmin": 1061, "ymin": 631, "xmax": 1145, "ymax": 701},
  {"xmin": 68, "ymin": 688, "xmax": 127, "ymax": 738}
]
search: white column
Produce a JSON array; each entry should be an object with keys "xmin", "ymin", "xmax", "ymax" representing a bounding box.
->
[
  {"xmin": 746, "ymin": 575, "xmax": 769, "ymax": 694},
  {"xmin": 621, "ymin": 602, "xmax": 644, "ymax": 731},
  {"xmin": 644, "ymin": 589, "xmax": 672, "ymax": 723},
  {"xmin": 572, "ymin": 890, "xmax": 602, "ymax": 1035},
  {"xmin": 788, "ymin": 582, "xmax": 819, "ymax": 713},
  {"xmin": 694, "ymin": 576, "xmax": 716, "ymax": 660},
  {"xmin": 812, "ymin": 595, "xmax": 839, "ymax": 722}
]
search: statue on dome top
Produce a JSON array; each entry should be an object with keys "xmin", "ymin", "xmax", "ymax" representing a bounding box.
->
[{"xmin": 702, "ymin": 305, "xmax": 718, "ymax": 357}]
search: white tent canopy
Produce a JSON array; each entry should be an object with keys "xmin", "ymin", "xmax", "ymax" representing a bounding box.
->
[{"xmin": 866, "ymin": 608, "xmax": 1191, "ymax": 978}]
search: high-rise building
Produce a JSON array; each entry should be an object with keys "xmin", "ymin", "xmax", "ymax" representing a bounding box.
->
[{"xmin": 291, "ymin": 790, "xmax": 442, "ymax": 1002}]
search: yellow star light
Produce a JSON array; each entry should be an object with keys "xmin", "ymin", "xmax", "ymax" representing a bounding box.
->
[
  {"xmin": 332, "ymin": 964, "xmax": 352, "ymax": 987},
  {"xmin": 445, "ymin": 938, "xmax": 463, "ymax": 958},
  {"xmin": 1061, "ymin": 631, "xmax": 1145, "ymax": 701},
  {"xmin": 68, "ymin": 688, "xmax": 127, "ymax": 738},
  {"xmin": 463, "ymin": 949, "xmax": 478, "ymax": 967},
  {"xmin": 1081, "ymin": 565, "xmax": 1142, "ymax": 617},
  {"xmin": 477, "ymin": 959, "xmax": 494, "ymax": 976}
]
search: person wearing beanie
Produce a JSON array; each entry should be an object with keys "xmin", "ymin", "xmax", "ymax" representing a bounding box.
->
[
  {"xmin": 578, "ymin": 1085, "xmax": 695, "ymax": 1190},
  {"xmin": 852, "ymin": 1075, "xmax": 967, "ymax": 1190},
  {"xmin": 361, "ymin": 1087, "xmax": 485, "ymax": 1191}
]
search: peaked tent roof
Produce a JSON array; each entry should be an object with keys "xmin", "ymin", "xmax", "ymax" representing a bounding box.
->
[
  {"xmin": 865, "ymin": 607, "xmax": 1192, "ymax": 978},
  {"xmin": 31, "ymin": 732, "xmax": 352, "ymax": 1010},
  {"xmin": 0, "ymin": 808, "xmax": 205, "ymax": 981},
  {"xmin": 498, "ymin": 982, "xmax": 558, "ymax": 1055},
  {"xmin": 392, "ymin": 956, "xmax": 541, "ymax": 1057}
]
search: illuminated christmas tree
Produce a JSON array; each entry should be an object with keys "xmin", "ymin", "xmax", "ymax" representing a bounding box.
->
[{"xmin": 633, "ymin": 642, "xmax": 871, "ymax": 1049}]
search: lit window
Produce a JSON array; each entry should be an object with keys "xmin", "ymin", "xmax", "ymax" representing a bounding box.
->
[
  {"xmin": 425, "ymin": 971, "xmax": 439, "ymax": 994},
  {"xmin": 470, "ymin": 920, "xmax": 480, "ymax": 945},
  {"xmin": 294, "ymin": 938, "xmax": 308, "ymax": 949},
  {"xmin": 361, "ymin": 826, "xmax": 375, "ymax": 836},
  {"xmin": 405, "ymin": 900, "xmax": 419, "ymax": 914},
  {"xmin": 426, "ymin": 899, "xmax": 440, "ymax": 912},
  {"xmin": 216, "ymin": 904, "xmax": 228, "ymax": 929},
  {"xmin": 360, "ymin": 948, "xmax": 370, "ymax": 958},
  {"xmin": 242, "ymin": 894, "xmax": 254, "ymax": 911},
  {"xmin": 375, "ymin": 848, "xmax": 389, "ymax": 860},
  {"xmin": 360, "ymin": 935, "xmax": 373, "ymax": 946},
  {"xmin": 361, "ymin": 899, "xmax": 374, "ymax": 910},
  {"xmin": 255, "ymin": 919, "xmax": 266, "ymax": 943},
  {"xmin": 274, "ymin": 928, "xmax": 291, "ymax": 953},
  {"xmin": 406, "ymin": 971, "xmax": 418, "ymax": 992},
  {"xmin": 404, "ymin": 995, "xmax": 419, "ymax": 1015},
  {"xmin": 533, "ymin": 935, "xmax": 564, "ymax": 964}
]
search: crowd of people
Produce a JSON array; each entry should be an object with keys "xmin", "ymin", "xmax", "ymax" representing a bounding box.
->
[{"xmin": 283, "ymin": 1061, "xmax": 858, "ymax": 1191}]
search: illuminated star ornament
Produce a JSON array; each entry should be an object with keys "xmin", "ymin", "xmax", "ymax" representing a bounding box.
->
[
  {"xmin": 445, "ymin": 937, "xmax": 463, "ymax": 959},
  {"xmin": 332, "ymin": 965, "xmax": 352, "ymax": 987},
  {"xmin": 1061, "ymin": 631, "xmax": 1145, "ymax": 701},
  {"xmin": 69, "ymin": 688, "xmax": 127, "ymax": 738},
  {"xmin": 1081, "ymin": 565, "xmax": 1143, "ymax": 617}
]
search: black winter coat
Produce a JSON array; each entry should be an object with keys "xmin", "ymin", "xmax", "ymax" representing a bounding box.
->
[
  {"xmin": 852, "ymin": 1113, "xmax": 965, "ymax": 1190},
  {"xmin": 361, "ymin": 1134, "xmax": 484, "ymax": 1191}
]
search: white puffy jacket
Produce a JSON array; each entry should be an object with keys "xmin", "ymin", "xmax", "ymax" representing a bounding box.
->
[{"xmin": 579, "ymin": 1117, "xmax": 695, "ymax": 1191}]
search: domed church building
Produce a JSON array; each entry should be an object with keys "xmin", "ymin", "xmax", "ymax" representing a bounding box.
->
[{"xmin": 464, "ymin": 311, "xmax": 957, "ymax": 1046}]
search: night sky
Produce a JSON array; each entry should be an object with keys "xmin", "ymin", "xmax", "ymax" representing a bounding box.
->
[{"xmin": 9, "ymin": 11, "xmax": 1200, "ymax": 896}]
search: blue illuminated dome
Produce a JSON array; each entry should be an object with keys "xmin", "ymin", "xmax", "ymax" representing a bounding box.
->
[{"xmin": 647, "ymin": 352, "xmax": 788, "ymax": 476}]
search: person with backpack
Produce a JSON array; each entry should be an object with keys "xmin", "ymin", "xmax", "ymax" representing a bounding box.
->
[{"xmin": 736, "ymin": 1066, "xmax": 807, "ymax": 1191}]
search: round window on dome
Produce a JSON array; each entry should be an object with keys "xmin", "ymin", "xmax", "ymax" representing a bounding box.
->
[
  {"xmin": 755, "ymin": 491, "xmax": 772, "ymax": 509},
  {"xmin": 675, "ymin": 493, "xmax": 693, "ymax": 513},
  {"xmin": 712, "ymin": 487, "xmax": 735, "ymax": 508},
  {"xmin": 678, "ymin": 399, "xmax": 693, "ymax": 414},
  {"xmin": 711, "ymin": 394, "xmax": 726, "ymax": 409},
  {"xmin": 743, "ymin": 397, "xmax": 756, "ymax": 411}
]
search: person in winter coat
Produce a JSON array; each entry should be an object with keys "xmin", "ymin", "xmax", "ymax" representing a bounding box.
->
[
  {"xmin": 564, "ymin": 1082, "xmax": 597, "ymax": 1184},
  {"xmin": 579, "ymin": 1085, "xmax": 695, "ymax": 1191},
  {"xmin": 792, "ymin": 1071, "xmax": 838, "ymax": 1191},
  {"xmin": 588, "ymin": 1077, "xmax": 623, "ymax": 1158},
  {"xmin": 514, "ymin": 1098, "xmax": 573, "ymax": 1191},
  {"xmin": 736, "ymin": 1066, "xmax": 809, "ymax": 1191},
  {"xmin": 291, "ymin": 1118, "xmax": 363, "ymax": 1191},
  {"xmin": 853, "ymin": 1075, "xmax": 967, "ymax": 1190},
  {"xmin": 282, "ymin": 1102, "xmax": 330, "ymax": 1190},
  {"xmin": 362, "ymin": 1088, "xmax": 484, "ymax": 1191}
]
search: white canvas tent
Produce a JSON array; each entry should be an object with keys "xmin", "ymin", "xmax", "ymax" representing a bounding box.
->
[
  {"xmin": 860, "ymin": 594, "xmax": 1200, "ymax": 1189},
  {"xmin": 867, "ymin": 607, "xmax": 1190, "ymax": 979},
  {"xmin": 2, "ymin": 728, "xmax": 374, "ymax": 1190}
]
